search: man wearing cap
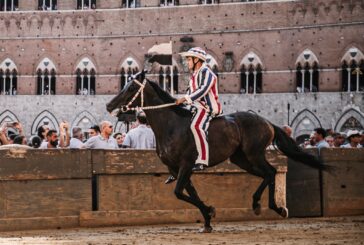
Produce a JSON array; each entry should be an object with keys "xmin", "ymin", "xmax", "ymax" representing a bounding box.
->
[
  {"xmin": 341, "ymin": 130, "xmax": 363, "ymax": 148},
  {"xmin": 176, "ymin": 47, "xmax": 222, "ymax": 172}
]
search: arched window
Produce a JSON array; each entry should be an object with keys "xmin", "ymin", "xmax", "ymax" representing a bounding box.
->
[
  {"xmin": 75, "ymin": 58, "xmax": 96, "ymax": 95},
  {"xmin": 77, "ymin": 0, "xmax": 96, "ymax": 10},
  {"xmin": 0, "ymin": 58, "xmax": 18, "ymax": 95},
  {"xmin": 120, "ymin": 57, "xmax": 139, "ymax": 90},
  {"xmin": 160, "ymin": 0, "xmax": 179, "ymax": 6},
  {"xmin": 122, "ymin": 0, "xmax": 140, "ymax": 8},
  {"xmin": 38, "ymin": 0, "xmax": 57, "ymax": 10},
  {"xmin": 341, "ymin": 47, "xmax": 364, "ymax": 92},
  {"xmin": 157, "ymin": 66, "xmax": 179, "ymax": 95},
  {"xmin": 295, "ymin": 49, "xmax": 319, "ymax": 93},
  {"xmin": 240, "ymin": 52, "xmax": 263, "ymax": 94},
  {"xmin": 37, "ymin": 69, "xmax": 56, "ymax": 95},
  {"xmin": 199, "ymin": 0, "xmax": 219, "ymax": 4},
  {"xmin": 0, "ymin": 0, "xmax": 18, "ymax": 11},
  {"xmin": 36, "ymin": 58, "xmax": 57, "ymax": 95}
]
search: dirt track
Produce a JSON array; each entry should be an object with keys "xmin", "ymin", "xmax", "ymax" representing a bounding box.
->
[{"xmin": 0, "ymin": 216, "xmax": 363, "ymax": 245}]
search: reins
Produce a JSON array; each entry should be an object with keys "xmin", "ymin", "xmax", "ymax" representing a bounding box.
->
[{"xmin": 117, "ymin": 78, "xmax": 176, "ymax": 113}]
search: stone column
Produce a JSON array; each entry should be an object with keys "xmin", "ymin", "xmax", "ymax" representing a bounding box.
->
[
  {"xmin": 9, "ymin": 74, "xmax": 13, "ymax": 95},
  {"xmin": 4, "ymin": 0, "xmax": 7, "ymax": 12},
  {"xmin": 253, "ymin": 71, "xmax": 257, "ymax": 94},
  {"xmin": 347, "ymin": 68, "xmax": 351, "ymax": 92},
  {"xmin": 81, "ymin": 0, "xmax": 84, "ymax": 9},
  {"xmin": 356, "ymin": 69, "xmax": 360, "ymax": 92},
  {"xmin": 301, "ymin": 70, "xmax": 305, "ymax": 93},
  {"xmin": 81, "ymin": 74, "xmax": 84, "ymax": 91},
  {"xmin": 124, "ymin": 74, "xmax": 128, "ymax": 89},
  {"xmin": 163, "ymin": 73, "xmax": 166, "ymax": 91},
  {"xmin": 2, "ymin": 76, "xmax": 5, "ymax": 94},
  {"xmin": 87, "ymin": 74, "xmax": 91, "ymax": 94},
  {"xmin": 170, "ymin": 66, "xmax": 174, "ymax": 96},
  {"xmin": 245, "ymin": 71, "xmax": 248, "ymax": 94},
  {"xmin": 41, "ymin": 74, "xmax": 44, "ymax": 95},
  {"xmin": 309, "ymin": 69, "xmax": 313, "ymax": 92}
]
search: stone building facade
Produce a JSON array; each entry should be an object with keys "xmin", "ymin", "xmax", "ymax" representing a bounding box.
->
[{"xmin": 0, "ymin": 0, "xmax": 363, "ymax": 142}]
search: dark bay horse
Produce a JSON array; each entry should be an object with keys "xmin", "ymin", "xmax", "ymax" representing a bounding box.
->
[{"xmin": 106, "ymin": 72, "xmax": 329, "ymax": 233}]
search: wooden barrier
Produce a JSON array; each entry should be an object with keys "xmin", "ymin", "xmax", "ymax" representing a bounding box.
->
[
  {"xmin": 0, "ymin": 147, "xmax": 362, "ymax": 232},
  {"xmin": 286, "ymin": 149, "xmax": 322, "ymax": 217},
  {"xmin": 0, "ymin": 148, "xmax": 92, "ymax": 231},
  {"xmin": 286, "ymin": 148, "xmax": 364, "ymax": 217},
  {"xmin": 320, "ymin": 148, "xmax": 364, "ymax": 216},
  {"xmin": 80, "ymin": 150, "xmax": 287, "ymax": 227}
]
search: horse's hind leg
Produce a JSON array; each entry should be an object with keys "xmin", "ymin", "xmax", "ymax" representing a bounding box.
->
[
  {"xmin": 230, "ymin": 150, "xmax": 265, "ymax": 215},
  {"xmin": 247, "ymin": 155, "xmax": 288, "ymax": 217},
  {"xmin": 174, "ymin": 166, "xmax": 214, "ymax": 233},
  {"xmin": 268, "ymin": 177, "xmax": 289, "ymax": 218}
]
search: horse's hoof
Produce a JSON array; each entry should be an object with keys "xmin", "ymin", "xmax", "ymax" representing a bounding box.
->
[
  {"xmin": 280, "ymin": 207, "xmax": 289, "ymax": 218},
  {"xmin": 209, "ymin": 206, "xmax": 216, "ymax": 218},
  {"xmin": 253, "ymin": 205, "xmax": 261, "ymax": 216},
  {"xmin": 199, "ymin": 226, "xmax": 213, "ymax": 233}
]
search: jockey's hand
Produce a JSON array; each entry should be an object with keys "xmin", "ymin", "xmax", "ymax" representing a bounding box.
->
[{"xmin": 176, "ymin": 97, "xmax": 187, "ymax": 105}]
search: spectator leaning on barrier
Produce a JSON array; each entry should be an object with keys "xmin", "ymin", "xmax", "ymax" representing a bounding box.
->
[
  {"xmin": 341, "ymin": 130, "xmax": 363, "ymax": 148},
  {"xmin": 113, "ymin": 132, "xmax": 126, "ymax": 148},
  {"xmin": 37, "ymin": 124, "xmax": 49, "ymax": 142},
  {"xmin": 122, "ymin": 111, "xmax": 156, "ymax": 149},
  {"xmin": 39, "ymin": 129, "xmax": 59, "ymax": 149},
  {"xmin": 39, "ymin": 122, "xmax": 70, "ymax": 149},
  {"xmin": 333, "ymin": 133, "xmax": 345, "ymax": 148},
  {"xmin": 69, "ymin": 126, "xmax": 85, "ymax": 149},
  {"xmin": 89, "ymin": 125, "xmax": 101, "ymax": 139},
  {"xmin": 325, "ymin": 135, "xmax": 334, "ymax": 148},
  {"xmin": 84, "ymin": 121, "xmax": 118, "ymax": 149},
  {"xmin": 314, "ymin": 128, "xmax": 330, "ymax": 149},
  {"xmin": 13, "ymin": 135, "xmax": 27, "ymax": 145}
]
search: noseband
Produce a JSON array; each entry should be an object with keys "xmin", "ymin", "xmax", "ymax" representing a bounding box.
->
[{"xmin": 113, "ymin": 78, "xmax": 175, "ymax": 116}]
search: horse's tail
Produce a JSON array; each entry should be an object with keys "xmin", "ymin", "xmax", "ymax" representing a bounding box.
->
[{"xmin": 272, "ymin": 124, "xmax": 330, "ymax": 171}]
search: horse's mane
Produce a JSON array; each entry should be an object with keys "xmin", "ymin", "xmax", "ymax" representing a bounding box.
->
[{"xmin": 147, "ymin": 79, "xmax": 191, "ymax": 118}]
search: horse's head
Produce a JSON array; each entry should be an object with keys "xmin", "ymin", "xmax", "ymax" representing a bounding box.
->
[{"xmin": 106, "ymin": 70, "xmax": 146, "ymax": 116}]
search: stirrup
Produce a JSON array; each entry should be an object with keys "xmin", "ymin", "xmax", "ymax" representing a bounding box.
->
[
  {"xmin": 164, "ymin": 175, "xmax": 176, "ymax": 184},
  {"xmin": 192, "ymin": 163, "xmax": 206, "ymax": 172}
]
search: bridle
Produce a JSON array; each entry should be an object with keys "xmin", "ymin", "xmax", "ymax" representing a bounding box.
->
[{"xmin": 113, "ymin": 77, "xmax": 175, "ymax": 115}]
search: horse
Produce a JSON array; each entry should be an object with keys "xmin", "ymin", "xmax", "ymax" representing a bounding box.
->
[{"xmin": 106, "ymin": 71, "xmax": 329, "ymax": 233}]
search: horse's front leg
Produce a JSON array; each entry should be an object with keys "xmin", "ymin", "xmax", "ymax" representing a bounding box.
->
[
  {"xmin": 174, "ymin": 166, "xmax": 214, "ymax": 233},
  {"xmin": 185, "ymin": 180, "xmax": 216, "ymax": 233}
]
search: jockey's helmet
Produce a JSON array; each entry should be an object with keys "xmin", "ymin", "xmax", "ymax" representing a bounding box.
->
[{"xmin": 179, "ymin": 47, "xmax": 207, "ymax": 62}]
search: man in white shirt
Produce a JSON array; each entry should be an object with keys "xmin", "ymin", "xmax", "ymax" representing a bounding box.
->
[
  {"xmin": 84, "ymin": 121, "xmax": 118, "ymax": 149},
  {"xmin": 314, "ymin": 128, "xmax": 330, "ymax": 149},
  {"xmin": 123, "ymin": 111, "xmax": 156, "ymax": 149},
  {"xmin": 341, "ymin": 130, "xmax": 363, "ymax": 148},
  {"xmin": 69, "ymin": 126, "xmax": 85, "ymax": 149}
]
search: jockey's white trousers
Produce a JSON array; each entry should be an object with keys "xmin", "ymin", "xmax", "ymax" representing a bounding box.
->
[{"xmin": 190, "ymin": 103, "xmax": 213, "ymax": 166}]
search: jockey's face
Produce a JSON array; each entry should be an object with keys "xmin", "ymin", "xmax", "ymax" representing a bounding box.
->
[{"xmin": 186, "ymin": 57, "xmax": 200, "ymax": 71}]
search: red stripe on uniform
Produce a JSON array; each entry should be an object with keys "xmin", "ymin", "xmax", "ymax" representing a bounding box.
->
[
  {"xmin": 211, "ymin": 78, "xmax": 221, "ymax": 113},
  {"xmin": 192, "ymin": 74, "xmax": 196, "ymax": 92},
  {"xmin": 194, "ymin": 109, "xmax": 207, "ymax": 160}
]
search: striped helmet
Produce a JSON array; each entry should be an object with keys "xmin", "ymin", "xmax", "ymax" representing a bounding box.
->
[{"xmin": 179, "ymin": 47, "xmax": 207, "ymax": 62}]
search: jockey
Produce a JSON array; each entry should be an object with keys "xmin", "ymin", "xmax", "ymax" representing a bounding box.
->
[{"xmin": 177, "ymin": 47, "xmax": 222, "ymax": 171}]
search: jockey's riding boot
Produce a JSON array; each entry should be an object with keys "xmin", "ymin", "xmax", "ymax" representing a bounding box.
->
[
  {"xmin": 164, "ymin": 175, "xmax": 176, "ymax": 184},
  {"xmin": 192, "ymin": 163, "xmax": 206, "ymax": 172}
]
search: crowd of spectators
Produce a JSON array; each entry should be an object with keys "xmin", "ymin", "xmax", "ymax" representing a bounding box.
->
[
  {"xmin": 296, "ymin": 127, "xmax": 363, "ymax": 149},
  {"xmin": 0, "ymin": 111, "xmax": 156, "ymax": 150},
  {"xmin": 0, "ymin": 117, "xmax": 362, "ymax": 150}
]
